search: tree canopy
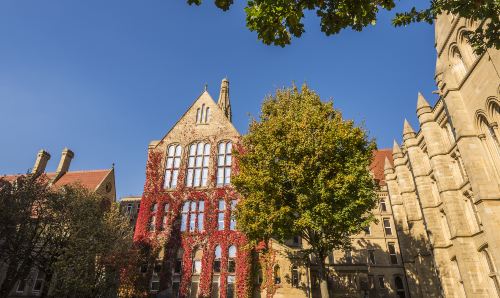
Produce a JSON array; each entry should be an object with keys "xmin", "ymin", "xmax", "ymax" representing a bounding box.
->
[
  {"xmin": 232, "ymin": 84, "xmax": 377, "ymax": 297},
  {"xmin": 0, "ymin": 175, "xmax": 133, "ymax": 297},
  {"xmin": 187, "ymin": 0, "xmax": 499, "ymax": 53}
]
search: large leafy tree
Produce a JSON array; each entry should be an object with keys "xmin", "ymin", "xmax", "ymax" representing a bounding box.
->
[
  {"xmin": 232, "ymin": 84, "xmax": 377, "ymax": 298},
  {"xmin": 187, "ymin": 0, "xmax": 499, "ymax": 53},
  {"xmin": 0, "ymin": 175, "xmax": 133, "ymax": 297}
]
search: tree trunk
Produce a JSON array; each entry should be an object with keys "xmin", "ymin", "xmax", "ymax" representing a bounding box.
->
[{"xmin": 317, "ymin": 254, "xmax": 330, "ymax": 298}]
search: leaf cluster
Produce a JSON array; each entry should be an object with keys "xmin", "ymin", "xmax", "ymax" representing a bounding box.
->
[
  {"xmin": 187, "ymin": 0, "xmax": 499, "ymax": 53},
  {"xmin": 232, "ymin": 84, "xmax": 377, "ymax": 258}
]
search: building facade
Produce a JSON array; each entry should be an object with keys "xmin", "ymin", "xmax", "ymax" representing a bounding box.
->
[
  {"xmin": 0, "ymin": 148, "xmax": 116, "ymax": 297},
  {"xmin": 384, "ymin": 14, "xmax": 500, "ymax": 298},
  {"xmin": 134, "ymin": 79, "xmax": 410, "ymax": 298}
]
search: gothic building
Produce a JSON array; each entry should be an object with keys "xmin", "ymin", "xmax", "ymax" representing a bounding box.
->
[
  {"xmin": 384, "ymin": 14, "xmax": 500, "ymax": 298},
  {"xmin": 134, "ymin": 79, "xmax": 409, "ymax": 298}
]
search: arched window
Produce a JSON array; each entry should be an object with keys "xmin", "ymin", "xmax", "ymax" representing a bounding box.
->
[
  {"xmin": 451, "ymin": 46, "xmax": 467, "ymax": 81},
  {"xmin": 274, "ymin": 265, "xmax": 281, "ymax": 284},
  {"xmin": 205, "ymin": 107, "xmax": 210, "ymax": 123},
  {"xmin": 479, "ymin": 246, "xmax": 500, "ymax": 296},
  {"xmin": 151, "ymin": 203, "xmax": 158, "ymax": 212},
  {"xmin": 228, "ymin": 245, "xmax": 237, "ymax": 273},
  {"xmin": 149, "ymin": 215, "xmax": 156, "ymax": 232},
  {"xmin": 217, "ymin": 141, "xmax": 232, "ymax": 186},
  {"xmin": 478, "ymin": 114, "xmax": 500, "ymax": 178},
  {"xmin": 213, "ymin": 245, "xmax": 222, "ymax": 273},
  {"xmin": 186, "ymin": 142, "xmax": 211, "ymax": 187},
  {"xmin": 291, "ymin": 265, "xmax": 299, "ymax": 288},
  {"xmin": 394, "ymin": 276, "xmax": 406, "ymax": 298},
  {"xmin": 458, "ymin": 30, "xmax": 477, "ymax": 65},
  {"xmin": 192, "ymin": 249, "xmax": 203, "ymax": 275},
  {"xmin": 217, "ymin": 199, "xmax": 225, "ymax": 231},
  {"xmin": 165, "ymin": 144, "xmax": 182, "ymax": 189},
  {"xmin": 196, "ymin": 108, "xmax": 201, "ymax": 123},
  {"xmin": 181, "ymin": 201, "xmax": 189, "ymax": 232}
]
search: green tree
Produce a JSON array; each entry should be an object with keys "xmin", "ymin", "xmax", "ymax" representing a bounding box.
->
[
  {"xmin": 187, "ymin": 0, "xmax": 499, "ymax": 53},
  {"xmin": 0, "ymin": 175, "xmax": 133, "ymax": 297},
  {"xmin": 232, "ymin": 84, "xmax": 377, "ymax": 298}
]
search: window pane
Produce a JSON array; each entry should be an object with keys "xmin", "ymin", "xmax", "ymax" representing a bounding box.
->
[
  {"xmin": 201, "ymin": 169, "xmax": 209, "ymax": 186},
  {"xmin": 190, "ymin": 144, "xmax": 196, "ymax": 155},
  {"xmin": 218, "ymin": 155, "xmax": 225, "ymax": 166},
  {"xmin": 182, "ymin": 202, "xmax": 190, "ymax": 212},
  {"xmin": 175, "ymin": 145, "xmax": 182, "ymax": 156},
  {"xmin": 168, "ymin": 145, "xmax": 175, "ymax": 156},
  {"xmin": 225, "ymin": 168, "xmax": 231, "ymax": 183},
  {"xmin": 194, "ymin": 169, "xmax": 201, "ymax": 186},
  {"xmin": 203, "ymin": 156, "xmax": 209, "ymax": 167},
  {"xmin": 197, "ymin": 143, "xmax": 204, "ymax": 154},
  {"xmin": 198, "ymin": 213, "xmax": 204, "ymax": 231},
  {"xmin": 190, "ymin": 201, "xmax": 197, "ymax": 211},
  {"xmin": 190, "ymin": 214, "xmax": 196, "ymax": 232},
  {"xmin": 186, "ymin": 170, "xmax": 193, "ymax": 187},
  {"xmin": 217, "ymin": 168, "xmax": 224, "ymax": 185},
  {"xmin": 164, "ymin": 171, "xmax": 172, "ymax": 188},
  {"xmin": 226, "ymin": 142, "xmax": 232, "ymax": 153},
  {"xmin": 172, "ymin": 170, "xmax": 179, "ymax": 188},
  {"xmin": 166, "ymin": 157, "xmax": 174, "ymax": 169},
  {"xmin": 181, "ymin": 214, "xmax": 187, "ymax": 231},
  {"xmin": 226, "ymin": 155, "xmax": 232, "ymax": 166},
  {"xmin": 188, "ymin": 157, "xmax": 195, "ymax": 167},
  {"xmin": 219, "ymin": 142, "xmax": 226, "ymax": 154},
  {"xmin": 204, "ymin": 144, "xmax": 211, "ymax": 155},
  {"xmin": 198, "ymin": 201, "xmax": 205, "ymax": 211},
  {"xmin": 228, "ymin": 245, "xmax": 237, "ymax": 258},
  {"xmin": 215, "ymin": 245, "xmax": 222, "ymax": 258},
  {"xmin": 196, "ymin": 156, "xmax": 202, "ymax": 167},
  {"xmin": 174, "ymin": 157, "xmax": 181, "ymax": 168},
  {"xmin": 218, "ymin": 200, "xmax": 225, "ymax": 210},
  {"xmin": 164, "ymin": 203, "xmax": 169, "ymax": 212},
  {"xmin": 218, "ymin": 213, "xmax": 225, "ymax": 230}
]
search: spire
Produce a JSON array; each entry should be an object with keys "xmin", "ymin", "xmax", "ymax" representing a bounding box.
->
[
  {"xmin": 416, "ymin": 92, "xmax": 432, "ymax": 117},
  {"xmin": 403, "ymin": 119, "xmax": 414, "ymax": 134},
  {"xmin": 393, "ymin": 140, "xmax": 401, "ymax": 154},
  {"xmin": 384, "ymin": 157, "xmax": 393, "ymax": 171},
  {"xmin": 218, "ymin": 78, "xmax": 232, "ymax": 122}
]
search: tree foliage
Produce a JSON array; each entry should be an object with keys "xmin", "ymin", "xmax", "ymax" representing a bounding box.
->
[
  {"xmin": 232, "ymin": 84, "xmax": 377, "ymax": 297},
  {"xmin": 187, "ymin": 0, "xmax": 499, "ymax": 53},
  {"xmin": 0, "ymin": 175, "xmax": 133, "ymax": 297}
]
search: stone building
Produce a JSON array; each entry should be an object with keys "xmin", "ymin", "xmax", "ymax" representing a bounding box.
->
[
  {"xmin": 120, "ymin": 196, "xmax": 142, "ymax": 229},
  {"xmin": 384, "ymin": 14, "xmax": 500, "ymax": 298},
  {"xmin": 0, "ymin": 148, "xmax": 116, "ymax": 297},
  {"xmin": 134, "ymin": 79, "xmax": 410, "ymax": 298}
]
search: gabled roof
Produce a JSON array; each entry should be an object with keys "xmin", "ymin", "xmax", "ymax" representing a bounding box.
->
[
  {"xmin": 1, "ymin": 169, "xmax": 112, "ymax": 191},
  {"xmin": 370, "ymin": 149, "xmax": 393, "ymax": 186}
]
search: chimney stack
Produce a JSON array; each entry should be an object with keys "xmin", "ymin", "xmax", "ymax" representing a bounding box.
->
[
  {"xmin": 32, "ymin": 149, "xmax": 51, "ymax": 175},
  {"xmin": 55, "ymin": 148, "xmax": 74, "ymax": 177}
]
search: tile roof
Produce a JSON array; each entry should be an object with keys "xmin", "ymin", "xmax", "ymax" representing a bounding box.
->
[
  {"xmin": 371, "ymin": 149, "xmax": 393, "ymax": 186},
  {"xmin": 1, "ymin": 169, "xmax": 111, "ymax": 191}
]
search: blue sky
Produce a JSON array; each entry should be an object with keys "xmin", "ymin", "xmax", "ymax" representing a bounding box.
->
[{"xmin": 0, "ymin": 1, "xmax": 438, "ymax": 198}]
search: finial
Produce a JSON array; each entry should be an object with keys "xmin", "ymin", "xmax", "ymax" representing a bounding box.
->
[
  {"xmin": 204, "ymin": 83, "xmax": 208, "ymax": 91},
  {"xmin": 112, "ymin": 163, "xmax": 115, "ymax": 169},
  {"xmin": 403, "ymin": 119, "xmax": 415, "ymax": 135},
  {"xmin": 417, "ymin": 92, "xmax": 430, "ymax": 109}
]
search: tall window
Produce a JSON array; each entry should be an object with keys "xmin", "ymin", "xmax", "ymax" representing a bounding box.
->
[
  {"xmin": 380, "ymin": 199, "xmax": 387, "ymax": 212},
  {"xmin": 150, "ymin": 262, "xmax": 161, "ymax": 291},
  {"xmin": 149, "ymin": 204, "xmax": 157, "ymax": 232},
  {"xmin": 190, "ymin": 249, "xmax": 203, "ymax": 298},
  {"xmin": 217, "ymin": 141, "xmax": 232, "ymax": 186},
  {"xmin": 186, "ymin": 142, "xmax": 211, "ymax": 187},
  {"xmin": 180, "ymin": 200, "xmax": 204, "ymax": 232},
  {"xmin": 218, "ymin": 200, "xmax": 225, "ymax": 231},
  {"xmin": 165, "ymin": 144, "xmax": 182, "ymax": 189},
  {"xmin": 162, "ymin": 203, "xmax": 169, "ymax": 231},
  {"xmin": 274, "ymin": 265, "xmax": 281, "ymax": 284},
  {"xmin": 213, "ymin": 245, "xmax": 222, "ymax": 273},
  {"xmin": 230, "ymin": 199, "xmax": 237, "ymax": 230},
  {"xmin": 388, "ymin": 242, "xmax": 398, "ymax": 264},
  {"xmin": 383, "ymin": 218, "xmax": 392, "ymax": 236},
  {"xmin": 394, "ymin": 276, "xmax": 406, "ymax": 298},
  {"xmin": 479, "ymin": 246, "xmax": 500, "ymax": 296},
  {"xmin": 368, "ymin": 249, "xmax": 376, "ymax": 264},
  {"xmin": 291, "ymin": 266, "xmax": 299, "ymax": 287},
  {"xmin": 378, "ymin": 276, "xmax": 386, "ymax": 289},
  {"xmin": 228, "ymin": 245, "xmax": 236, "ymax": 273},
  {"xmin": 32, "ymin": 271, "xmax": 44, "ymax": 293},
  {"xmin": 451, "ymin": 46, "xmax": 467, "ymax": 80}
]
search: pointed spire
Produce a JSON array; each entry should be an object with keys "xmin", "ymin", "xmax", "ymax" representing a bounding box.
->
[
  {"xmin": 384, "ymin": 157, "xmax": 393, "ymax": 171},
  {"xmin": 403, "ymin": 119, "xmax": 414, "ymax": 134},
  {"xmin": 393, "ymin": 140, "xmax": 401, "ymax": 154},
  {"xmin": 416, "ymin": 92, "xmax": 432, "ymax": 118},
  {"xmin": 218, "ymin": 77, "xmax": 232, "ymax": 122}
]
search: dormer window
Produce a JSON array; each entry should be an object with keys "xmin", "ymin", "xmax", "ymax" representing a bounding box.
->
[{"xmin": 196, "ymin": 104, "xmax": 210, "ymax": 124}]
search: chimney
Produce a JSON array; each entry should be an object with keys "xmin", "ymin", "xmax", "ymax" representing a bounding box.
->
[
  {"xmin": 32, "ymin": 149, "xmax": 51, "ymax": 175},
  {"xmin": 55, "ymin": 148, "xmax": 74, "ymax": 177}
]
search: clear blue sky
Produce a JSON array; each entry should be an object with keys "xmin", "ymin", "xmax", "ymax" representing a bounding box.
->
[{"xmin": 0, "ymin": 1, "xmax": 438, "ymax": 198}]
